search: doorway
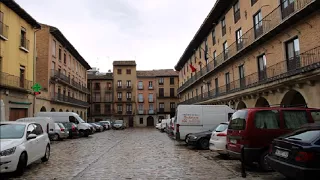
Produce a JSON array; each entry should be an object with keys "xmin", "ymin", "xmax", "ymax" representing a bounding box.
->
[
  {"xmin": 147, "ymin": 116, "xmax": 154, "ymax": 126},
  {"xmin": 9, "ymin": 108, "xmax": 27, "ymax": 121},
  {"xmin": 129, "ymin": 117, "xmax": 134, "ymax": 127}
]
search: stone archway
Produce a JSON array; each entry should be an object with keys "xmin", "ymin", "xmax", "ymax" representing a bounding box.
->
[
  {"xmin": 80, "ymin": 111, "xmax": 83, "ymax": 119},
  {"xmin": 72, "ymin": 110, "xmax": 74, "ymax": 112},
  {"xmin": 50, "ymin": 108, "xmax": 56, "ymax": 112},
  {"xmin": 281, "ymin": 90, "xmax": 307, "ymax": 107},
  {"xmin": 76, "ymin": 111, "xmax": 79, "ymax": 115},
  {"xmin": 66, "ymin": 109, "xmax": 69, "ymax": 112},
  {"xmin": 255, "ymin": 97, "xmax": 270, "ymax": 107},
  {"xmin": 236, "ymin": 101, "xmax": 247, "ymax": 110},
  {"xmin": 59, "ymin": 109, "xmax": 63, "ymax": 112},
  {"xmin": 147, "ymin": 116, "xmax": 154, "ymax": 127},
  {"xmin": 40, "ymin": 106, "xmax": 46, "ymax": 112}
]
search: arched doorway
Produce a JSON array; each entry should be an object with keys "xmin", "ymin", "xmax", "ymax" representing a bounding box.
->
[
  {"xmin": 77, "ymin": 111, "xmax": 79, "ymax": 115},
  {"xmin": 40, "ymin": 106, "xmax": 46, "ymax": 112},
  {"xmin": 255, "ymin": 97, "xmax": 270, "ymax": 107},
  {"xmin": 281, "ymin": 90, "xmax": 306, "ymax": 107},
  {"xmin": 59, "ymin": 109, "xmax": 63, "ymax": 112},
  {"xmin": 236, "ymin": 101, "xmax": 247, "ymax": 110},
  {"xmin": 50, "ymin": 108, "xmax": 56, "ymax": 112},
  {"xmin": 72, "ymin": 110, "xmax": 74, "ymax": 112},
  {"xmin": 66, "ymin": 109, "xmax": 69, "ymax": 112},
  {"xmin": 147, "ymin": 116, "xmax": 154, "ymax": 127}
]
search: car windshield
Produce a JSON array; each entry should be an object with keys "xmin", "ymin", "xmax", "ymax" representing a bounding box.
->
[
  {"xmin": 115, "ymin": 120, "xmax": 123, "ymax": 124},
  {"xmin": 215, "ymin": 123, "xmax": 229, "ymax": 132},
  {"xmin": 62, "ymin": 123, "xmax": 71, "ymax": 128},
  {"xmin": 77, "ymin": 117, "xmax": 85, "ymax": 123},
  {"xmin": 0, "ymin": 124, "xmax": 26, "ymax": 139},
  {"xmin": 229, "ymin": 110, "xmax": 247, "ymax": 130},
  {"xmin": 285, "ymin": 130, "xmax": 320, "ymax": 143}
]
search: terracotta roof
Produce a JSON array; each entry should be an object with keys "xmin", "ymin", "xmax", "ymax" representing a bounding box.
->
[
  {"xmin": 2, "ymin": 0, "xmax": 41, "ymax": 29},
  {"xmin": 113, "ymin": 61, "xmax": 136, "ymax": 66},
  {"xmin": 88, "ymin": 73, "xmax": 113, "ymax": 80},
  {"xmin": 137, "ymin": 69, "xmax": 178, "ymax": 77}
]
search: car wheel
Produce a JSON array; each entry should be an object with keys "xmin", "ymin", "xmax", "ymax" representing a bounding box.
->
[
  {"xmin": 41, "ymin": 145, "xmax": 50, "ymax": 162},
  {"xmin": 52, "ymin": 133, "xmax": 59, "ymax": 141},
  {"xmin": 199, "ymin": 138, "xmax": 210, "ymax": 150},
  {"xmin": 16, "ymin": 152, "xmax": 27, "ymax": 176},
  {"xmin": 259, "ymin": 151, "xmax": 272, "ymax": 171}
]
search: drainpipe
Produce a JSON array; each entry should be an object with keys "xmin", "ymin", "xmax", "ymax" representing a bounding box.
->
[{"xmin": 33, "ymin": 27, "xmax": 41, "ymax": 116}]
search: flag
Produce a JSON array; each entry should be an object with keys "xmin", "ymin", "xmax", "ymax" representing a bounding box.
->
[{"xmin": 189, "ymin": 64, "xmax": 196, "ymax": 72}]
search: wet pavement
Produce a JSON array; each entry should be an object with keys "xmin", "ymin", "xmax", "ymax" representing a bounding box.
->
[{"xmin": 1, "ymin": 128, "xmax": 286, "ymax": 180}]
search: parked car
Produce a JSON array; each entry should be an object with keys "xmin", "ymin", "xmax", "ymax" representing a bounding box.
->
[
  {"xmin": 173, "ymin": 105, "xmax": 234, "ymax": 141},
  {"xmin": 88, "ymin": 123, "xmax": 96, "ymax": 133},
  {"xmin": 97, "ymin": 121, "xmax": 110, "ymax": 130},
  {"xmin": 155, "ymin": 123, "xmax": 161, "ymax": 130},
  {"xmin": 226, "ymin": 107, "xmax": 320, "ymax": 171},
  {"xmin": 89, "ymin": 123, "xmax": 103, "ymax": 132},
  {"xmin": 209, "ymin": 122, "xmax": 229, "ymax": 155},
  {"xmin": 51, "ymin": 123, "xmax": 69, "ymax": 141},
  {"xmin": 160, "ymin": 119, "xmax": 167, "ymax": 132},
  {"xmin": 61, "ymin": 122, "xmax": 79, "ymax": 138},
  {"xmin": 0, "ymin": 122, "xmax": 50, "ymax": 175},
  {"xmin": 113, "ymin": 120, "xmax": 125, "ymax": 130},
  {"xmin": 186, "ymin": 126, "xmax": 218, "ymax": 149},
  {"xmin": 16, "ymin": 117, "xmax": 55, "ymax": 139},
  {"xmin": 267, "ymin": 123, "xmax": 320, "ymax": 179},
  {"xmin": 94, "ymin": 123, "xmax": 105, "ymax": 131}
]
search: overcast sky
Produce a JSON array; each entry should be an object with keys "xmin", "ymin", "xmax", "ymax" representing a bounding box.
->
[{"xmin": 16, "ymin": 0, "xmax": 215, "ymax": 72}]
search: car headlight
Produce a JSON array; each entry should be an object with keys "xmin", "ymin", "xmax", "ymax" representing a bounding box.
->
[
  {"xmin": 0, "ymin": 147, "xmax": 16, "ymax": 156},
  {"xmin": 191, "ymin": 136, "xmax": 197, "ymax": 139}
]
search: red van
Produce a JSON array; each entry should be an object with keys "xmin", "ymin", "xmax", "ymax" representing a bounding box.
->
[{"xmin": 226, "ymin": 107, "xmax": 320, "ymax": 171}]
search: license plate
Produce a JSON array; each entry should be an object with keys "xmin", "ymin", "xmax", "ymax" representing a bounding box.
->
[
  {"xmin": 230, "ymin": 139, "xmax": 237, "ymax": 144},
  {"xmin": 275, "ymin": 149, "xmax": 289, "ymax": 158}
]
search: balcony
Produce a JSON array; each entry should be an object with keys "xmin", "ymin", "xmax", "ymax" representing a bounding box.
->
[
  {"xmin": 19, "ymin": 36, "xmax": 29, "ymax": 52},
  {"xmin": 51, "ymin": 69, "xmax": 90, "ymax": 94},
  {"xmin": 177, "ymin": 0, "xmax": 317, "ymax": 94},
  {"xmin": 158, "ymin": 108, "xmax": 165, "ymax": 114},
  {"xmin": 117, "ymin": 85, "xmax": 133, "ymax": 91},
  {"xmin": 137, "ymin": 109, "xmax": 156, "ymax": 115},
  {"xmin": 90, "ymin": 110, "xmax": 113, "ymax": 116},
  {"xmin": 115, "ymin": 96, "xmax": 135, "ymax": 103},
  {"xmin": 0, "ymin": 21, "xmax": 9, "ymax": 40},
  {"xmin": 179, "ymin": 46, "xmax": 320, "ymax": 105},
  {"xmin": 157, "ymin": 93, "xmax": 177, "ymax": 98},
  {"xmin": 0, "ymin": 71, "xmax": 33, "ymax": 92},
  {"xmin": 148, "ymin": 86, "xmax": 154, "ymax": 90},
  {"xmin": 126, "ymin": 111, "xmax": 133, "ymax": 115},
  {"xmin": 51, "ymin": 92, "xmax": 89, "ymax": 107}
]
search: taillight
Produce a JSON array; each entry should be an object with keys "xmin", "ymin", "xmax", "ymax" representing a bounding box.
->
[
  {"xmin": 216, "ymin": 133, "xmax": 227, "ymax": 137},
  {"xmin": 72, "ymin": 126, "xmax": 76, "ymax": 131},
  {"xmin": 176, "ymin": 124, "xmax": 180, "ymax": 133},
  {"xmin": 295, "ymin": 152, "xmax": 314, "ymax": 162},
  {"xmin": 60, "ymin": 128, "xmax": 65, "ymax": 132},
  {"xmin": 171, "ymin": 125, "xmax": 174, "ymax": 130}
]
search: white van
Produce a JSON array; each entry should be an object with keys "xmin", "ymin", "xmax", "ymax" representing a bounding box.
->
[
  {"xmin": 35, "ymin": 112, "xmax": 92, "ymax": 137},
  {"xmin": 173, "ymin": 105, "xmax": 234, "ymax": 141},
  {"xmin": 16, "ymin": 117, "xmax": 55, "ymax": 134}
]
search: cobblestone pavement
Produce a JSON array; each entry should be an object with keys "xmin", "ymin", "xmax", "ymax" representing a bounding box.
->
[{"xmin": 1, "ymin": 128, "xmax": 287, "ymax": 180}]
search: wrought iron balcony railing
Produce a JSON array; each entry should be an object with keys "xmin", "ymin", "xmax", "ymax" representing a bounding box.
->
[
  {"xmin": 51, "ymin": 92, "xmax": 89, "ymax": 107},
  {"xmin": 178, "ymin": 0, "xmax": 315, "ymax": 94},
  {"xmin": 0, "ymin": 71, "xmax": 33, "ymax": 91},
  {"xmin": 157, "ymin": 93, "xmax": 177, "ymax": 98},
  {"xmin": 51, "ymin": 69, "xmax": 90, "ymax": 93},
  {"xmin": 179, "ymin": 46, "xmax": 320, "ymax": 105},
  {"xmin": 137, "ymin": 109, "xmax": 156, "ymax": 115}
]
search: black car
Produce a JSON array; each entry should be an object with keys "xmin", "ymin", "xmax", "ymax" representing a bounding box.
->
[
  {"xmin": 96, "ymin": 122, "xmax": 109, "ymax": 130},
  {"xmin": 267, "ymin": 123, "xmax": 320, "ymax": 180},
  {"xmin": 186, "ymin": 127, "xmax": 216, "ymax": 149},
  {"xmin": 61, "ymin": 122, "xmax": 79, "ymax": 138}
]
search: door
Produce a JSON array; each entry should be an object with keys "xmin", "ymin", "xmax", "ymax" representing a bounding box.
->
[
  {"xmin": 9, "ymin": 108, "xmax": 27, "ymax": 121},
  {"xmin": 159, "ymin": 88, "xmax": 164, "ymax": 97},
  {"xmin": 170, "ymin": 88, "xmax": 175, "ymax": 97},
  {"xmin": 25, "ymin": 124, "xmax": 38, "ymax": 163},
  {"xmin": 129, "ymin": 117, "xmax": 134, "ymax": 127},
  {"xmin": 33, "ymin": 123, "xmax": 47, "ymax": 159},
  {"xmin": 147, "ymin": 116, "xmax": 154, "ymax": 126}
]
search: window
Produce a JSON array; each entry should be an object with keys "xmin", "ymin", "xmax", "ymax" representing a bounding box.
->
[
  {"xmin": 170, "ymin": 88, "xmax": 175, "ymax": 97},
  {"xmin": 52, "ymin": 40, "xmax": 56, "ymax": 56},
  {"xmin": 107, "ymin": 82, "xmax": 112, "ymax": 90},
  {"xmin": 117, "ymin": 69, "xmax": 122, "ymax": 74},
  {"xmin": 221, "ymin": 17, "xmax": 226, "ymax": 36},
  {"xmin": 0, "ymin": 11, "xmax": 5, "ymax": 38},
  {"xmin": 33, "ymin": 124, "xmax": 44, "ymax": 135},
  {"xmin": 63, "ymin": 69, "xmax": 66, "ymax": 75},
  {"xmin": 63, "ymin": 53, "xmax": 66, "ymax": 64},
  {"xmin": 149, "ymin": 104, "xmax": 154, "ymax": 110},
  {"xmin": 117, "ymin": 80, "xmax": 122, "ymax": 88},
  {"xmin": 138, "ymin": 104, "xmax": 143, "ymax": 111},
  {"xmin": 148, "ymin": 81, "xmax": 153, "ymax": 89},
  {"xmin": 105, "ymin": 104, "xmax": 111, "ymax": 113},
  {"xmin": 140, "ymin": 118, "xmax": 143, "ymax": 124},
  {"xmin": 27, "ymin": 124, "xmax": 36, "ymax": 136},
  {"xmin": 170, "ymin": 102, "xmax": 175, "ymax": 109},
  {"xmin": 117, "ymin": 92, "xmax": 122, "ymax": 100},
  {"xmin": 126, "ymin": 104, "xmax": 132, "ymax": 112},
  {"xmin": 94, "ymin": 83, "xmax": 100, "ymax": 90},
  {"xmin": 223, "ymin": 41, "xmax": 228, "ymax": 60},
  {"xmin": 311, "ymin": 111, "xmax": 320, "ymax": 122},
  {"xmin": 281, "ymin": 0, "xmax": 295, "ymax": 19},
  {"xmin": 138, "ymin": 81, "xmax": 143, "ymax": 89},
  {"xmin": 117, "ymin": 104, "xmax": 123, "ymax": 112},
  {"xmin": 159, "ymin": 103, "xmax": 164, "ymax": 112},
  {"xmin": 225, "ymin": 72, "xmax": 230, "ymax": 91},
  {"xmin": 126, "ymin": 80, "xmax": 131, "ymax": 88},
  {"xmin": 126, "ymin": 92, "xmax": 132, "ymax": 99},
  {"xmin": 254, "ymin": 110, "xmax": 280, "ymax": 129},
  {"xmin": 254, "ymin": 10, "xmax": 263, "ymax": 38},
  {"xmin": 159, "ymin": 88, "xmax": 164, "ymax": 97},
  {"xmin": 234, "ymin": 1, "xmax": 241, "ymax": 23},
  {"xmin": 251, "ymin": 0, "xmax": 258, "ymax": 6},
  {"xmin": 148, "ymin": 94, "xmax": 153, "ymax": 102},
  {"xmin": 229, "ymin": 110, "xmax": 248, "ymax": 130},
  {"xmin": 19, "ymin": 66, "xmax": 25, "ymax": 88},
  {"xmin": 170, "ymin": 77, "xmax": 174, "ymax": 85},
  {"xmin": 215, "ymin": 78, "xmax": 219, "ymax": 94},
  {"xmin": 283, "ymin": 111, "xmax": 308, "ymax": 129},
  {"xmin": 51, "ymin": 61, "xmax": 55, "ymax": 70},
  {"xmin": 68, "ymin": 55, "xmax": 71, "ymax": 67},
  {"xmin": 20, "ymin": 27, "xmax": 27, "ymax": 49},
  {"xmin": 58, "ymin": 48, "xmax": 62, "ymax": 61},
  {"xmin": 138, "ymin": 93, "xmax": 143, "ymax": 102},
  {"xmin": 198, "ymin": 48, "xmax": 201, "ymax": 59},
  {"xmin": 213, "ymin": 51, "xmax": 217, "ymax": 67},
  {"xmin": 239, "ymin": 65, "xmax": 245, "ymax": 88},
  {"xmin": 236, "ymin": 28, "xmax": 243, "ymax": 50},
  {"xmin": 159, "ymin": 78, "xmax": 164, "ymax": 85},
  {"xmin": 126, "ymin": 69, "xmax": 131, "ymax": 74},
  {"xmin": 212, "ymin": 28, "xmax": 216, "ymax": 45},
  {"xmin": 286, "ymin": 37, "xmax": 300, "ymax": 71},
  {"xmin": 257, "ymin": 54, "xmax": 267, "ymax": 81},
  {"xmin": 94, "ymin": 104, "xmax": 101, "ymax": 113}
]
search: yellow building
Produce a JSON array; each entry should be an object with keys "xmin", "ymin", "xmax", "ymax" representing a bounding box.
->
[{"xmin": 0, "ymin": 0, "xmax": 41, "ymax": 121}]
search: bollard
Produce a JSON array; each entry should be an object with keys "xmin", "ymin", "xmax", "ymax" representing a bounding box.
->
[{"xmin": 241, "ymin": 146, "xmax": 246, "ymax": 178}]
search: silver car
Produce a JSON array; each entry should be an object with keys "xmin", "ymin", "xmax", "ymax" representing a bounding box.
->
[{"xmin": 50, "ymin": 123, "xmax": 69, "ymax": 140}]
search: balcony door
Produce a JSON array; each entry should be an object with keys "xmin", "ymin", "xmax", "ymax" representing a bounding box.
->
[
  {"xmin": 281, "ymin": 0, "xmax": 295, "ymax": 19},
  {"xmin": 170, "ymin": 88, "xmax": 175, "ymax": 97},
  {"xmin": 286, "ymin": 38, "xmax": 300, "ymax": 71},
  {"xmin": 0, "ymin": 11, "xmax": 3, "ymax": 36},
  {"xmin": 257, "ymin": 54, "xmax": 267, "ymax": 81},
  {"xmin": 159, "ymin": 88, "xmax": 164, "ymax": 97},
  {"xmin": 19, "ymin": 66, "xmax": 25, "ymax": 88}
]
